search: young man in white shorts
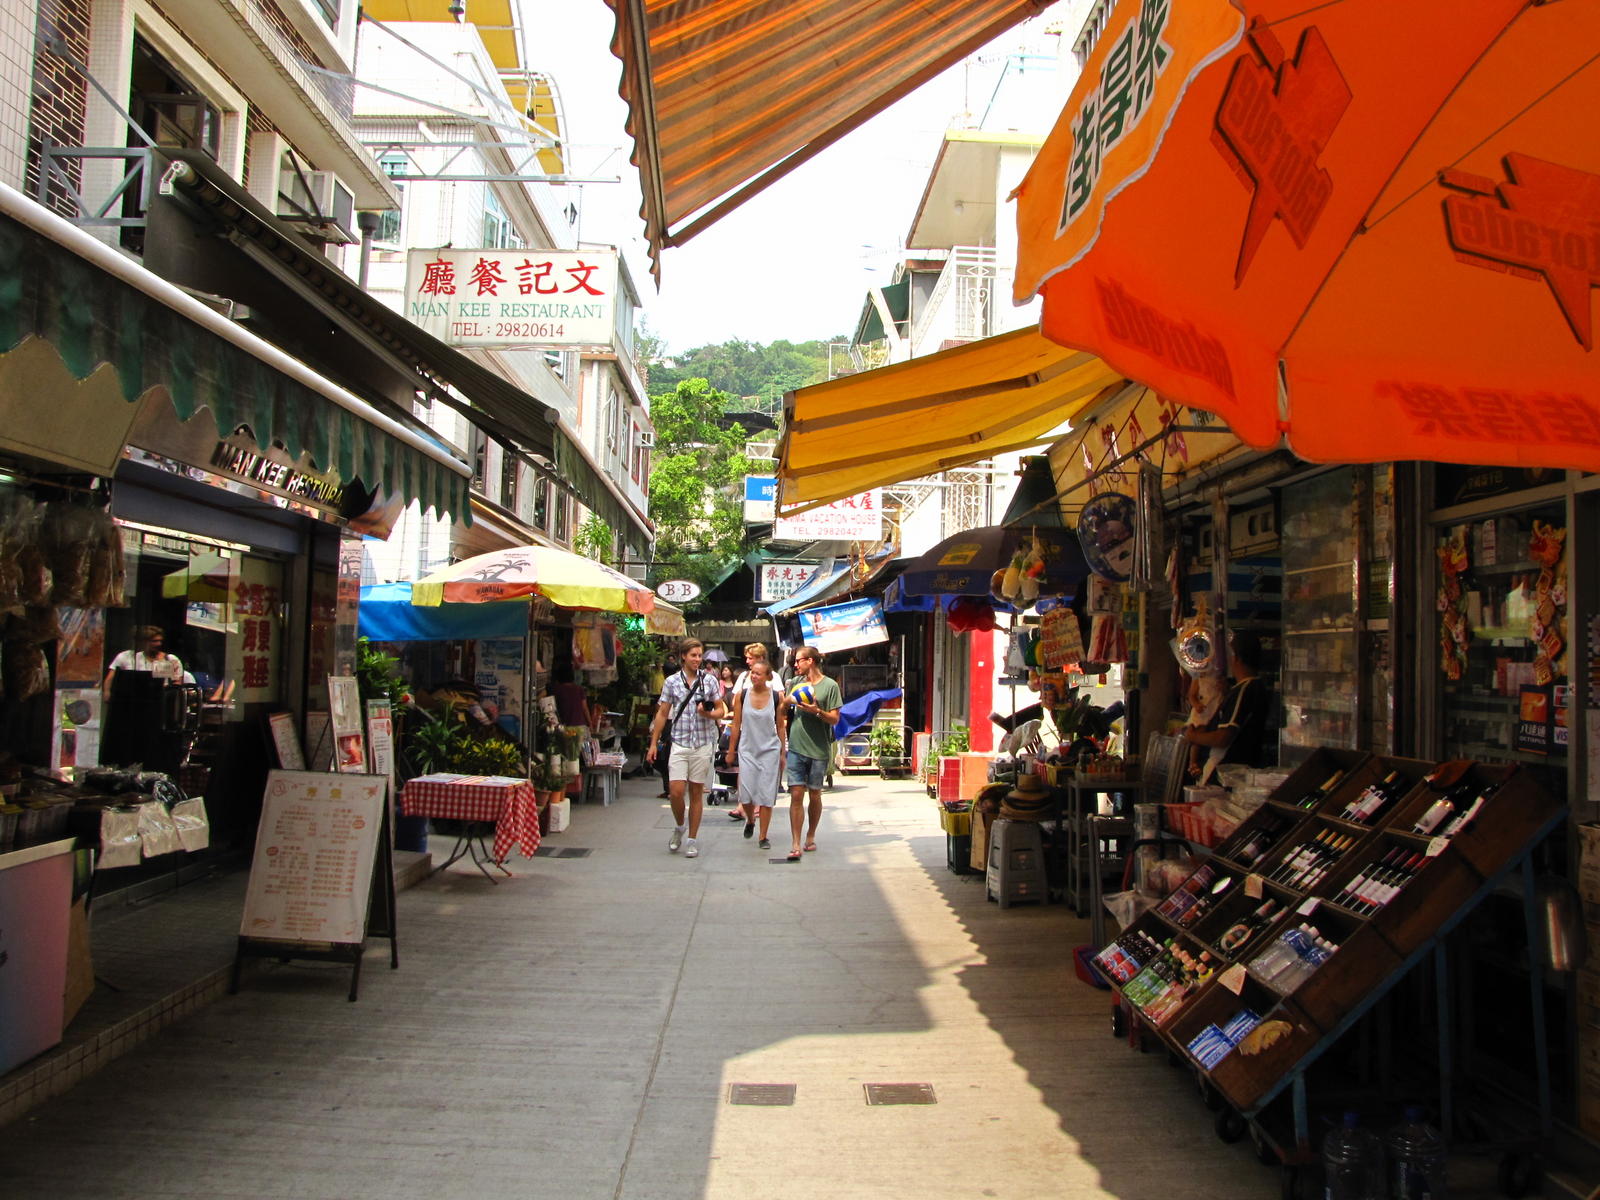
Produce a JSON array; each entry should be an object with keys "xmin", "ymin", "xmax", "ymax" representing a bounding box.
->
[{"xmin": 646, "ymin": 638, "xmax": 726, "ymax": 858}]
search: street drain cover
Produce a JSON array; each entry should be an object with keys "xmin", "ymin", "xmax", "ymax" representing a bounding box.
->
[
  {"xmin": 533, "ymin": 847, "xmax": 593, "ymax": 858},
  {"xmin": 864, "ymin": 1083, "xmax": 936, "ymax": 1106},
  {"xmin": 728, "ymin": 1083, "xmax": 796, "ymax": 1106}
]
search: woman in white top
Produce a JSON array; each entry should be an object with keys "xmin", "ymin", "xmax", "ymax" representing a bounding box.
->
[
  {"xmin": 103, "ymin": 625, "xmax": 184, "ymax": 694},
  {"xmin": 725, "ymin": 658, "xmax": 787, "ymax": 848}
]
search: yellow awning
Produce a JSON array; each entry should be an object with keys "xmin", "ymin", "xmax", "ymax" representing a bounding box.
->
[
  {"xmin": 779, "ymin": 326, "xmax": 1128, "ymax": 515},
  {"xmin": 605, "ymin": 0, "xmax": 1050, "ymax": 280}
]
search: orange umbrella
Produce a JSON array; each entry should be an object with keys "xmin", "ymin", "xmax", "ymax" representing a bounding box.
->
[{"xmin": 1014, "ymin": 0, "xmax": 1600, "ymax": 472}]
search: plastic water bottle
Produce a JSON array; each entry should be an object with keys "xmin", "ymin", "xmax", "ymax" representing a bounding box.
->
[
  {"xmin": 1385, "ymin": 1107, "xmax": 1447, "ymax": 1199},
  {"xmin": 1323, "ymin": 1111, "xmax": 1384, "ymax": 1200}
]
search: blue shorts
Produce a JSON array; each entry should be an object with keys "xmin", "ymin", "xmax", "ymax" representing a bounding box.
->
[{"xmin": 785, "ymin": 752, "xmax": 827, "ymax": 790}]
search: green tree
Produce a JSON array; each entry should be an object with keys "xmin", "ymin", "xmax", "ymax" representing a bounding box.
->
[
  {"xmin": 645, "ymin": 336, "xmax": 841, "ymax": 407},
  {"xmin": 648, "ymin": 378, "xmax": 748, "ymax": 594},
  {"xmin": 574, "ymin": 514, "xmax": 614, "ymax": 562}
]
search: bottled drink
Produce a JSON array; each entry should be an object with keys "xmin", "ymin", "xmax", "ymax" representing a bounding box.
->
[
  {"xmin": 1217, "ymin": 899, "xmax": 1279, "ymax": 954},
  {"xmin": 1340, "ymin": 770, "xmax": 1406, "ymax": 824},
  {"xmin": 1385, "ymin": 1106, "xmax": 1447, "ymax": 1199},
  {"xmin": 1323, "ymin": 1111, "xmax": 1384, "ymax": 1200},
  {"xmin": 1436, "ymin": 781, "xmax": 1499, "ymax": 839},
  {"xmin": 1294, "ymin": 767, "xmax": 1346, "ymax": 809}
]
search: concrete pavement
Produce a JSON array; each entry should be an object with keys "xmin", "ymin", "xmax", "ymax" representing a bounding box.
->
[{"xmin": 0, "ymin": 771, "xmax": 1283, "ymax": 1199}]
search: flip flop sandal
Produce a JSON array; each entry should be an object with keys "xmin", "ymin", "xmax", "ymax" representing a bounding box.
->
[
  {"xmin": 803, "ymin": 842, "xmax": 818, "ymax": 852},
  {"xmin": 786, "ymin": 850, "xmax": 803, "ymax": 861}
]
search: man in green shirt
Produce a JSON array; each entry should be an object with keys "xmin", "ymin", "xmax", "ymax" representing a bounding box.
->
[{"xmin": 783, "ymin": 644, "xmax": 841, "ymax": 860}]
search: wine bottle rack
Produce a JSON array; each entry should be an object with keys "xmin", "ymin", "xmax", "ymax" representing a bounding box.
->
[{"xmin": 1097, "ymin": 750, "xmax": 1563, "ymax": 1114}]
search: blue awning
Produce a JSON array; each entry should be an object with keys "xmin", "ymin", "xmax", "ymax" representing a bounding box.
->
[{"xmin": 359, "ymin": 582, "xmax": 528, "ymax": 642}]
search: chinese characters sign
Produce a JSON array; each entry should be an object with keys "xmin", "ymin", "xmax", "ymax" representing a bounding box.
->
[
  {"xmin": 239, "ymin": 771, "xmax": 386, "ymax": 945},
  {"xmin": 404, "ymin": 248, "xmax": 618, "ymax": 348},
  {"xmin": 757, "ymin": 562, "xmax": 820, "ymax": 603},
  {"xmin": 773, "ymin": 490, "xmax": 882, "ymax": 542}
]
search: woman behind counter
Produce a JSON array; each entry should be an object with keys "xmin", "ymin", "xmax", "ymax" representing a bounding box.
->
[{"xmin": 102, "ymin": 625, "xmax": 184, "ymax": 694}]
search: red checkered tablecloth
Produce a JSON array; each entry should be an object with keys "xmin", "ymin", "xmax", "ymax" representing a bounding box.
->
[{"xmin": 401, "ymin": 774, "xmax": 541, "ymax": 861}]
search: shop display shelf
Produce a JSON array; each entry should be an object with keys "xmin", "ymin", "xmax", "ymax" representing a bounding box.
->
[
  {"xmin": 1262, "ymin": 902, "xmax": 1404, "ymax": 1032},
  {"xmin": 1311, "ymin": 828, "xmax": 1484, "ymax": 957},
  {"xmin": 1168, "ymin": 978, "xmax": 1324, "ymax": 1112},
  {"xmin": 1263, "ymin": 747, "xmax": 1372, "ymax": 815},
  {"xmin": 1397, "ymin": 764, "xmax": 1561, "ymax": 880}
]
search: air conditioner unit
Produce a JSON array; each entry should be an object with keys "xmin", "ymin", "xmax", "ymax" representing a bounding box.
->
[
  {"xmin": 635, "ymin": 430, "xmax": 655, "ymax": 448},
  {"xmin": 277, "ymin": 168, "xmax": 356, "ymax": 242}
]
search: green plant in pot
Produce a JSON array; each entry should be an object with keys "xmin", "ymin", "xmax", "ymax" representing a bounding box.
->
[
  {"xmin": 868, "ymin": 721, "xmax": 909, "ymax": 778},
  {"xmin": 406, "ymin": 709, "xmax": 465, "ymax": 776}
]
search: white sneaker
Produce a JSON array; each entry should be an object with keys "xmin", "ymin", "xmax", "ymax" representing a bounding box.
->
[
  {"xmin": 684, "ymin": 839, "xmax": 700, "ymax": 858},
  {"xmin": 668, "ymin": 828, "xmax": 684, "ymax": 852}
]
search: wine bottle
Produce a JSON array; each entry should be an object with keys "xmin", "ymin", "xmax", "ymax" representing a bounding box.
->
[
  {"xmin": 1295, "ymin": 768, "xmax": 1346, "ymax": 810},
  {"xmin": 1340, "ymin": 770, "xmax": 1405, "ymax": 824},
  {"xmin": 1217, "ymin": 899, "xmax": 1279, "ymax": 954},
  {"xmin": 1437, "ymin": 781, "xmax": 1500, "ymax": 838}
]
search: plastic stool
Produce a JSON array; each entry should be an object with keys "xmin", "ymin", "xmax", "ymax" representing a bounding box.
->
[
  {"xmin": 582, "ymin": 768, "xmax": 618, "ymax": 805},
  {"xmin": 986, "ymin": 818, "xmax": 1047, "ymax": 908}
]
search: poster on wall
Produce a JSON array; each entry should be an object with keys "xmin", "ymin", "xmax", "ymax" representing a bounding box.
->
[
  {"xmin": 327, "ymin": 676, "xmax": 365, "ymax": 773},
  {"xmin": 237, "ymin": 770, "xmax": 386, "ymax": 945},
  {"xmin": 1515, "ymin": 685, "xmax": 1553, "ymax": 755},
  {"xmin": 475, "ymin": 638, "xmax": 526, "ymax": 738},
  {"xmin": 796, "ymin": 598, "xmax": 889, "ymax": 656},
  {"xmin": 268, "ymin": 712, "xmax": 306, "ymax": 770},
  {"xmin": 365, "ymin": 699, "xmax": 394, "ymax": 787}
]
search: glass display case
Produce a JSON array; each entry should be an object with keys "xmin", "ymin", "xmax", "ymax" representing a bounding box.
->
[
  {"xmin": 1434, "ymin": 500, "xmax": 1569, "ymax": 785},
  {"xmin": 1279, "ymin": 470, "xmax": 1357, "ymax": 764}
]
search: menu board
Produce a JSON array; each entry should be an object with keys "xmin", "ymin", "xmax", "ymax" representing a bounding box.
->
[{"xmin": 239, "ymin": 770, "xmax": 386, "ymax": 945}]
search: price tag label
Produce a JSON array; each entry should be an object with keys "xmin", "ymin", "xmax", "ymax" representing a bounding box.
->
[
  {"xmin": 1426, "ymin": 836, "xmax": 1447, "ymax": 858},
  {"xmin": 1219, "ymin": 964, "xmax": 1247, "ymax": 995},
  {"xmin": 1297, "ymin": 897, "xmax": 1320, "ymax": 916},
  {"xmin": 1245, "ymin": 873, "xmax": 1265, "ymax": 899}
]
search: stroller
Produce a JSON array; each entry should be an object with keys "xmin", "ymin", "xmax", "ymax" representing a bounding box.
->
[{"xmin": 709, "ymin": 721, "xmax": 737, "ymax": 806}]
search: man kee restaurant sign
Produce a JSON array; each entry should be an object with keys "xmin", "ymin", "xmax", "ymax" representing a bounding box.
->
[{"xmin": 404, "ymin": 248, "xmax": 618, "ymax": 349}]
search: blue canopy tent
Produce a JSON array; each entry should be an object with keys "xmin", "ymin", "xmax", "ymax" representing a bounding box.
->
[
  {"xmin": 899, "ymin": 525, "xmax": 1088, "ymax": 598},
  {"xmin": 359, "ymin": 581, "xmax": 528, "ymax": 642},
  {"xmin": 832, "ymin": 687, "xmax": 904, "ymax": 742}
]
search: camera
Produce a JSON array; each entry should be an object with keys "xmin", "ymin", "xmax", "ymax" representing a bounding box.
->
[{"xmin": 699, "ymin": 697, "xmax": 718, "ymax": 714}]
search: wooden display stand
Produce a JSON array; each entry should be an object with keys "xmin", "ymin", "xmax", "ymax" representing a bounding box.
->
[{"xmin": 1097, "ymin": 751, "xmax": 1565, "ymax": 1187}]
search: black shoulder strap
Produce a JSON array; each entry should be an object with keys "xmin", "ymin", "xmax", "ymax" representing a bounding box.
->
[{"xmin": 671, "ymin": 671, "xmax": 704, "ymax": 725}]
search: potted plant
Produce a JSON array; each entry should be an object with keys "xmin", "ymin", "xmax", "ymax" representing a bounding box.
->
[{"xmin": 868, "ymin": 721, "xmax": 910, "ymax": 779}]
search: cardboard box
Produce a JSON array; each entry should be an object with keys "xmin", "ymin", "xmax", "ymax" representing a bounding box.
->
[
  {"xmin": 1579, "ymin": 822, "xmax": 1600, "ymax": 903},
  {"xmin": 63, "ymin": 896, "xmax": 93, "ymax": 1030},
  {"xmin": 1579, "ymin": 1026, "xmax": 1600, "ymax": 1140}
]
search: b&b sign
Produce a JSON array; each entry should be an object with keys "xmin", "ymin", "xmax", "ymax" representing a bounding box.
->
[{"xmin": 658, "ymin": 579, "xmax": 701, "ymax": 603}]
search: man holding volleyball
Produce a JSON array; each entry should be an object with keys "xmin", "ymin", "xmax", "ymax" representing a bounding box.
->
[{"xmin": 783, "ymin": 645, "xmax": 841, "ymax": 861}]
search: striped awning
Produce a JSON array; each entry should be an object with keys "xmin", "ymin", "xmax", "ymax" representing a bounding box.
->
[
  {"xmin": 605, "ymin": 0, "xmax": 1050, "ymax": 278},
  {"xmin": 779, "ymin": 326, "xmax": 1130, "ymax": 515},
  {"xmin": 0, "ymin": 186, "xmax": 470, "ymax": 521}
]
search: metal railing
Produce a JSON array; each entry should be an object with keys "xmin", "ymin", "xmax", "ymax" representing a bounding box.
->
[{"xmin": 909, "ymin": 246, "xmax": 1000, "ymax": 353}]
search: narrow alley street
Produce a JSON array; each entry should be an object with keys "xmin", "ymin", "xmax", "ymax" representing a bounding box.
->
[{"xmin": 0, "ymin": 775, "xmax": 1279, "ymax": 1199}]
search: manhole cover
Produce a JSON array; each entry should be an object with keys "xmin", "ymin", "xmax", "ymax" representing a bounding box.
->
[
  {"xmin": 533, "ymin": 847, "xmax": 593, "ymax": 858},
  {"xmin": 864, "ymin": 1083, "xmax": 936, "ymax": 1106},
  {"xmin": 727, "ymin": 1083, "xmax": 796, "ymax": 1106}
]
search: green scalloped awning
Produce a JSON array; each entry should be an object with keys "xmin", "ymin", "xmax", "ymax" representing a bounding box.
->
[{"xmin": 0, "ymin": 210, "xmax": 470, "ymax": 523}]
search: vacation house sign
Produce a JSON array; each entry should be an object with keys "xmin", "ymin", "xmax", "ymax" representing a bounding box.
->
[{"xmin": 404, "ymin": 248, "xmax": 618, "ymax": 349}]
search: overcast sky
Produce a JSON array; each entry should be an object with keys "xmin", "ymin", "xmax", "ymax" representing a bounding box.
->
[{"xmin": 529, "ymin": 0, "xmax": 1063, "ymax": 354}]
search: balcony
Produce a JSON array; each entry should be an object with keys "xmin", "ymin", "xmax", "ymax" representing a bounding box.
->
[{"xmin": 908, "ymin": 246, "xmax": 1009, "ymax": 357}]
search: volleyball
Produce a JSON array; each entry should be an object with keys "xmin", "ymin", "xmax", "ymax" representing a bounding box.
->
[{"xmin": 788, "ymin": 683, "xmax": 816, "ymax": 708}]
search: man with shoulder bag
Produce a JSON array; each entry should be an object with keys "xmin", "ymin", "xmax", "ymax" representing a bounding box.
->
[{"xmin": 646, "ymin": 638, "xmax": 726, "ymax": 858}]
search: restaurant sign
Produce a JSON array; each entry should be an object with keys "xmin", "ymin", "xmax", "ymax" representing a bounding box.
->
[{"xmin": 404, "ymin": 248, "xmax": 618, "ymax": 348}]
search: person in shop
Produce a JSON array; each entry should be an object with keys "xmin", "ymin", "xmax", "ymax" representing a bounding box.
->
[
  {"xmin": 783, "ymin": 644, "xmax": 842, "ymax": 861},
  {"xmin": 549, "ymin": 664, "xmax": 590, "ymax": 728},
  {"xmin": 1181, "ymin": 630, "xmax": 1269, "ymax": 778},
  {"xmin": 724, "ymin": 657, "xmax": 787, "ymax": 848},
  {"xmin": 646, "ymin": 638, "xmax": 726, "ymax": 859},
  {"xmin": 102, "ymin": 625, "xmax": 186, "ymax": 694}
]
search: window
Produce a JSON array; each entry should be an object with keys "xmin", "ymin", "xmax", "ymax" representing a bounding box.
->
[
  {"xmin": 471, "ymin": 431, "xmax": 489, "ymax": 496},
  {"xmin": 310, "ymin": 0, "xmax": 339, "ymax": 31},
  {"xmin": 554, "ymin": 489, "xmax": 570, "ymax": 542},
  {"xmin": 482, "ymin": 191, "xmax": 520, "ymax": 249},
  {"xmin": 500, "ymin": 449, "xmax": 519, "ymax": 512},
  {"xmin": 629, "ymin": 421, "xmax": 642, "ymax": 483},
  {"xmin": 605, "ymin": 387, "xmax": 621, "ymax": 452},
  {"xmin": 375, "ymin": 154, "xmax": 406, "ymax": 243},
  {"xmin": 543, "ymin": 349, "xmax": 567, "ymax": 381},
  {"xmin": 533, "ymin": 476, "xmax": 549, "ymax": 530}
]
